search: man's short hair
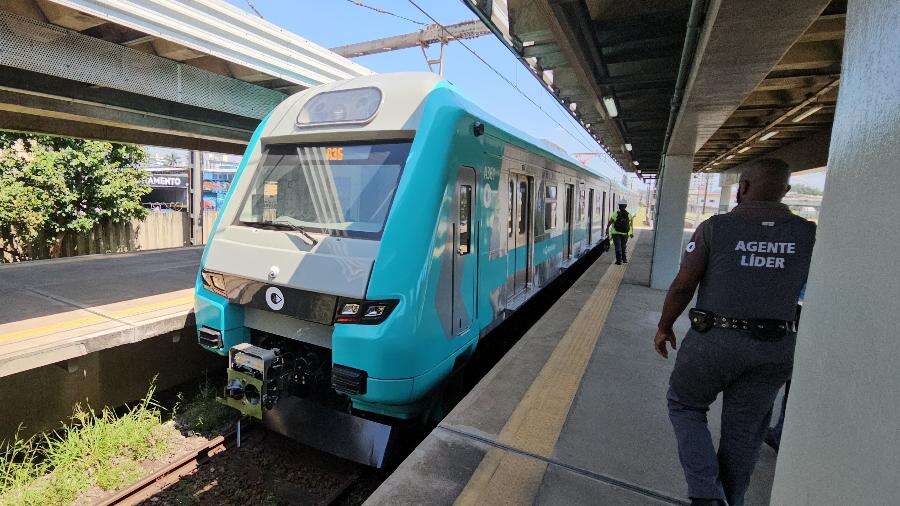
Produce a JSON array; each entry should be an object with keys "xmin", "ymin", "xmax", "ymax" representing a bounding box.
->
[{"xmin": 739, "ymin": 158, "xmax": 791, "ymax": 199}]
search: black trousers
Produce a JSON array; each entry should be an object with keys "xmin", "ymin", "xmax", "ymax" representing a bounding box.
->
[
  {"xmin": 612, "ymin": 234, "xmax": 628, "ymax": 262},
  {"xmin": 668, "ymin": 329, "xmax": 795, "ymax": 505}
]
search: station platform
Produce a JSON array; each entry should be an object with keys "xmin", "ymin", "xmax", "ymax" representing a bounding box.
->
[
  {"xmin": 368, "ymin": 230, "xmax": 778, "ymax": 505},
  {"xmin": 0, "ymin": 247, "xmax": 201, "ymax": 378}
]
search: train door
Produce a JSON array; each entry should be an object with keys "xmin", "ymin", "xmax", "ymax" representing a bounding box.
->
[
  {"xmin": 564, "ymin": 184, "xmax": 574, "ymax": 259},
  {"xmin": 453, "ymin": 167, "xmax": 477, "ymax": 335},
  {"xmin": 601, "ymin": 191, "xmax": 607, "ymax": 236},
  {"xmin": 507, "ymin": 173, "xmax": 532, "ymax": 299},
  {"xmin": 588, "ymin": 188, "xmax": 595, "ymax": 243}
]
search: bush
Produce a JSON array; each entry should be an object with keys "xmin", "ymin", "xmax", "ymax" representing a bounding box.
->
[{"xmin": 0, "ymin": 134, "xmax": 150, "ymax": 261}]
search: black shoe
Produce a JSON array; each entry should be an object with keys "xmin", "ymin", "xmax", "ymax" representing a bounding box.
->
[
  {"xmin": 623, "ymin": 259, "xmax": 628, "ymax": 263},
  {"xmin": 690, "ymin": 499, "xmax": 725, "ymax": 506},
  {"xmin": 765, "ymin": 429, "xmax": 780, "ymax": 453},
  {"xmin": 615, "ymin": 261, "xmax": 622, "ymax": 265}
]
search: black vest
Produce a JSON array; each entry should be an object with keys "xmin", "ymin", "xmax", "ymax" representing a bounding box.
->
[{"xmin": 696, "ymin": 203, "xmax": 816, "ymax": 321}]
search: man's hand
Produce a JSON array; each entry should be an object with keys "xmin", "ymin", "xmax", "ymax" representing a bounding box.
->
[{"xmin": 654, "ymin": 327, "xmax": 677, "ymax": 358}]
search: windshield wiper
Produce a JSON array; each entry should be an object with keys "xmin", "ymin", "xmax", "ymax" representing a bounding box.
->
[{"xmin": 241, "ymin": 220, "xmax": 319, "ymax": 246}]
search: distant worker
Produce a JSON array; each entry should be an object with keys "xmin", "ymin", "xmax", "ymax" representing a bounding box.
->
[
  {"xmin": 606, "ymin": 202, "xmax": 634, "ymax": 265},
  {"xmin": 653, "ymin": 158, "xmax": 816, "ymax": 506}
]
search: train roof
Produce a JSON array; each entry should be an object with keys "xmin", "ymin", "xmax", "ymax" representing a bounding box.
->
[{"xmin": 263, "ymin": 72, "xmax": 623, "ymax": 188}]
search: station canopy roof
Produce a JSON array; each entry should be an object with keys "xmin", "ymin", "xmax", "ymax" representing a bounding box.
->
[{"xmin": 467, "ymin": 0, "xmax": 846, "ymax": 177}]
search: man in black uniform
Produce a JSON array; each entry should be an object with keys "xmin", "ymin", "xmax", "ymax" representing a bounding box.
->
[{"xmin": 653, "ymin": 158, "xmax": 816, "ymax": 505}]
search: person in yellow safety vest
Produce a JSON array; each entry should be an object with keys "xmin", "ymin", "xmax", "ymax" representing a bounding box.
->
[{"xmin": 605, "ymin": 202, "xmax": 634, "ymax": 265}]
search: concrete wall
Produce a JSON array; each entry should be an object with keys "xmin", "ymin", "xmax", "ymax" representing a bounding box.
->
[
  {"xmin": 770, "ymin": 0, "xmax": 900, "ymax": 503},
  {"xmin": 0, "ymin": 327, "xmax": 223, "ymax": 441},
  {"xmin": 1, "ymin": 210, "xmax": 192, "ymax": 262}
]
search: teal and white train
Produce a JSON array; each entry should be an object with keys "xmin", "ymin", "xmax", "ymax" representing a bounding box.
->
[{"xmin": 194, "ymin": 72, "xmax": 637, "ymax": 462}]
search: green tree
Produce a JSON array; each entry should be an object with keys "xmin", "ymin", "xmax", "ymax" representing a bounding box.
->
[
  {"xmin": 790, "ymin": 183, "xmax": 823, "ymax": 196},
  {"xmin": 0, "ymin": 133, "xmax": 150, "ymax": 260}
]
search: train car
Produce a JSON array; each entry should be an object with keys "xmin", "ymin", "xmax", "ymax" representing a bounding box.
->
[{"xmin": 194, "ymin": 72, "xmax": 638, "ymax": 465}]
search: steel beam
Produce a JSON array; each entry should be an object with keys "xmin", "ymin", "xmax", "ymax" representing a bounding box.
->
[
  {"xmin": 0, "ymin": 10, "xmax": 285, "ymax": 120},
  {"xmin": 45, "ymin": 0, "xmax": 371, "ymax": 85},
  {"xmin": 330, "ymin": 19, "xmax": 489, "ymax": 58},
  {"xmin": 0, "ymin": 110, "xmax": 246, "ymax": 153}
]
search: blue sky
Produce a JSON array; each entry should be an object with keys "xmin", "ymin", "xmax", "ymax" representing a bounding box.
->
[{"xmin": 225, "ymin": 0, "xmax": 627, "ymax": 182}]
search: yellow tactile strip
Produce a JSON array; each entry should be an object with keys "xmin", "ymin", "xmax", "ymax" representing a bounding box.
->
[
  {"xmin": 455, "ymin": 233, "xmax": 640, "ymax": 505},
  {"xmin": 0, "ymin": 291, "xmax": 194, "ymax": 345}
]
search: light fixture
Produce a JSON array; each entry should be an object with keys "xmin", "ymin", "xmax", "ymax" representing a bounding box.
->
[
  {"xmin": 569, "ymin": 102, "xmax": 578, "ymax": 112},
  {"xmin": 738, "ymin": 146, "xmax": 752, "ymax": 153},
  {"xmin": 726, "ymin": 154, "xmax": 735, "ymax": 160},
  {"xmin": 759, "ymin": 130, "xmax": 779, "ymax": 141},
  {"xmin": 633, "ymin": 160, "xmax": 639, "ymax": 166},
  {"xmin": 793, "ymin": 105, "xmax": 823, "ymax": 123},
  {"xmin": 625, "ymin": 143, "xmax": 633, "ymax": 151},
  {"xmin": 713, "ymin": 162, "xmax": 720, "ymax": 166},
  {"xmin": 602, "ymin": 96, "xmax": 618, "ymax": 118}
]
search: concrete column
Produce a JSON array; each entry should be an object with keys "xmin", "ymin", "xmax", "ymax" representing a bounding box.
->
[
  {"xmin": 649, "ymin": 155, "xmax": 692, "ymax": 289},
  {"xmin": 190, "ymin": 150, "xmax": 203, "ymax": 245},
  {"xmin": 717, "ymin": 183, "xmax": 732, "ymax": 214},
  {"xmin": 770, "ymin": 1, "xmax": 900, "ymax": 503}
]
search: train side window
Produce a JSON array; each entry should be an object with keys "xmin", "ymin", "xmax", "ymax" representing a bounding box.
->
[
  {"xmin": 518, "ymin": 180, "xmax": 528, "ymax": 234},
  {"xmin": 579, "ymin": 189, "xmax": 586, "ymax": 221},
  {"xmin": 508, "ymin": 180, "xmax": 514, "ymax": 238},
  {"xmin": 458, "ymin": 184, "xmax": 472, "ymax": 255},
  {"xmin": 544, "ymin": 185, "xmax": 557, "ymax": 230},
  {"xmin": 601, "ymin": 191, "xmax": 607, "ymax": 226}
]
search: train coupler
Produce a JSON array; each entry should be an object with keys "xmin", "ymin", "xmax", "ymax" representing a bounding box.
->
[{"xmin": 219, "ymin": 343, "xmax": 281, "ymax": 419}]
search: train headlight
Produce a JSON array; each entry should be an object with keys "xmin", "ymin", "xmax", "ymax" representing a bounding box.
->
[
  {"xmin": 297, "ymin": 87, "xmax": 382, "ymax": 127},
  {"xmin": 339, "ymin": 303, "xmax": 360, "ymax": 316},
  {"xmin": 201, "ymin": 269, "xmax": 227, "ymax": 296},
  {"xmin": 364, "ymin": 305, "xmax": 386, "ymax": 318},
  {"xmin": 335, "ymin": 299, "xmax": 398, "ymax": 324}
]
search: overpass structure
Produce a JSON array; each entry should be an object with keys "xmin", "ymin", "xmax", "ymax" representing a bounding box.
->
[
  {"xmin": 466, "ymin": 0, "xmax": 897, "ymax": 503},
  {"xmin": 0, "ymin": 0, "xmax": 371, "ymax": 154}
]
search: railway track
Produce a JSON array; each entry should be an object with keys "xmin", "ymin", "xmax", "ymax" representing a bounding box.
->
[
  {"xmin": 95, "ymin": 421, "xmax": 366, "ymax": 505},
  {"xmin": 97, "ymin": 428, "xmax": 241, "ymax": 506}
]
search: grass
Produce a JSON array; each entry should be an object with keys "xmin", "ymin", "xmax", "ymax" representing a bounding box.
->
[
  {"xmin": 0, "ymin": 386, "xmax": 172, "ymax": 506},
  {"xmin": 173, "ymin": 379, "xmax": 237, "ymax": 436}
]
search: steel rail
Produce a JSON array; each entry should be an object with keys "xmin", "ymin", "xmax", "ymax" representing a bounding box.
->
[{"xmin": 96, "ymin": 427, "xmax": 238, "ymax": 505}]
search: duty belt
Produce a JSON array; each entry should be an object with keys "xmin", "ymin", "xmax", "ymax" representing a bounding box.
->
[{"xmin": 688, "ymin": 308, "xmax": 798, "ymax": 341}]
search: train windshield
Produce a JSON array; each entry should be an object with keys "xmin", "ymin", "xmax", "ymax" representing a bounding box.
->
[{"xmin": 237, "ymin": 142, "xmax": 411, "ymax": 238}]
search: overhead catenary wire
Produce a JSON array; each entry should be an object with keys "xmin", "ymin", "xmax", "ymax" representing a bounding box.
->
[
  {"xmin": 404, "ymin": 0, "xmax": 600, "ymax": 154},
  {"xmin": 245, "ymin": 0, "xmax": 264, "ymax": 19},
  {"xmin": 344, "ymin": 0, "xmax": 428, "ymax": 26}
]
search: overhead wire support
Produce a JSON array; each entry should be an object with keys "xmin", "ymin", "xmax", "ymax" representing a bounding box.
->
[
  {"xmin": 331, "ymin": 20, "xmax": 490, "ymax": 58},
  {"xmin": 404, "ymin": 0, "xmax": 599, "ymax": 154}
]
